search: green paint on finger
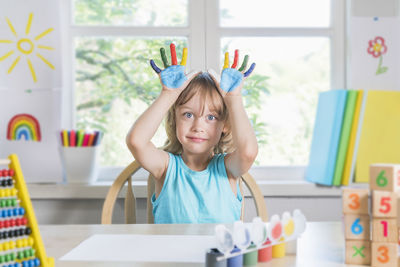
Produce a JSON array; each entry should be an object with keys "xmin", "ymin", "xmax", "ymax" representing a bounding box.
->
[
  {"xmin": 238, "ymin": 55, "xmax": 249, "ymax": 71},
  {"xmin": 160, "ymin": 47, "xmax": 170, "ymax": 68}
]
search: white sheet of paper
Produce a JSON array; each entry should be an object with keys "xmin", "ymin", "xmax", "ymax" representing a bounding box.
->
[
  {"xmin": 349, "ymin": 17, "xmax": 400, "ymax": 90},
  {"xmin": 0, "ymin": 0, "xmax": 61, "ymax": 89},
  {"xmin": 0, "ymin": 90, "xmax": 62, "ymax": 182},
  {"xmin": 60, "ymin": 234, "xmax": 217, "ymax": 263}
]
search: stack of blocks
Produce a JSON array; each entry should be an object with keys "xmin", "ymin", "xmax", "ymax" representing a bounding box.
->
[{"xmin": 343, "ymin": 164, "xmax": 400, "ymax": 266}]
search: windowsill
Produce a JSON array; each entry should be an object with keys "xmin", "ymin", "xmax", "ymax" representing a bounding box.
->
[{"xmin": 26, "ymin": 180, "xmax": 357, "ymax": 199}]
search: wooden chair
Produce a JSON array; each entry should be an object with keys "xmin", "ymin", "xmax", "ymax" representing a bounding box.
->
[{"xmin": 101, "ymin": 160, "xmax": 268, "ymax": 224}]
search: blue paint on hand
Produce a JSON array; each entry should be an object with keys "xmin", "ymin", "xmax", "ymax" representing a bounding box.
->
[
  {"xmin": 161, "ymin": 65, "xmax": 187, "ymax": 89},
  {"xmin": 220, "ymin": 68, "xmax": 243, "ymax": 92}
]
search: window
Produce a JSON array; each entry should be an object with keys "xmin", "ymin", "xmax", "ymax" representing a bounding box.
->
[{"xmin": 64, "ymin": 0, "xmax": 345, "ymax": 180}]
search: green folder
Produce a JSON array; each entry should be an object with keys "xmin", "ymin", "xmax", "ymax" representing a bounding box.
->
[{"xmin": 332, "ymin": 90, "xmax": 359, "ymax": 186}]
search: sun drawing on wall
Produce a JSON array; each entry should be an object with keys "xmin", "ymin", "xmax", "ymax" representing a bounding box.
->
[{"xmin": 0, "ymin": 12, "xmax": 55, "ymax": 83}]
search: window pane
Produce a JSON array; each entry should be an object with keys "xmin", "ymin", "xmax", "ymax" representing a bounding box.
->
[
  {"xmin": 221, "ymin": 37, "xmax": 330, "ymax": 165},
  {"xmin": 75, "ymin": 38, "xmax": 187, "ymax": 166},
  {"xmin": 74, "ymin": 0, "xmax": 188, "ymax": 26},
  {"xmin": 220, "ymin": 0, "xmax": 330, "ymax": 28}
]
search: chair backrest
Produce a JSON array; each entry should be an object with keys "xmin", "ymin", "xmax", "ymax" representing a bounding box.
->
[{"xmin": 101, "ymin": 160, "xmax": 268, "ymax": 224}]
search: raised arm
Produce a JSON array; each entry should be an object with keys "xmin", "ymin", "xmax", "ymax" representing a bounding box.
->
[
  {"xmin": 209, "ymin": 49, "xmax": 258, "ymax": 178},
  {"xmin": 126, "ymin": 44, "xmax": 196, "ymax": 179}
]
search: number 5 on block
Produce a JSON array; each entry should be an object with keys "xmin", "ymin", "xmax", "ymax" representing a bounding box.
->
[
  {"xmin": 344, "ymin": 215, "xmax": 370, "ymax": 240},
  {"xmin": 342, "ymin": 188, "xmax": 369, "ymax": 215},
  {"xmin": 372, "ymin": 191, "xmax": 397, "ymax": 218}
]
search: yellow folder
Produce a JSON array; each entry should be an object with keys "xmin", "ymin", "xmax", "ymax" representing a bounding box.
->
[
  {"xmin": 341, "ymin": 90, "xmax": 363, "ymax": 185},
  {"xmin": 355, "ymin": 90, "xmax": 400, "ymax": 183}
]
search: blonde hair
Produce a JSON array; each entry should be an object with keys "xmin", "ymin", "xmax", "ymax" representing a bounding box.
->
[{"xmin": 163, "ymin": 72, "xmax": 234, "ymax": 155}]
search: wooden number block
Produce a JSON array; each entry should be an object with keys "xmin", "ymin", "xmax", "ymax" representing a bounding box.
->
[
  {"xmin": 371, "ymin": 242, "xmax": 397, "ymax": 267},
  {"xmin": 372, "ymin": 219, "xmax": 398, "ymax": 243},
  {"xmin": 345, "ymin": 240, "xmax": 371, "ymax": 265},
  {"xmin": 342, "ymin": 188, "xmax": 369, "ymax": 214},
  {"xmin": 370, "ymin": 164, "xmax": 400, "ymax": 192},
  {"xmin": 344, "ymin": 214, "xmax": 370, "ymax": 240},
  {"xmin": 397, "ymin": 194, "xmax": 400, "ymax": 227},
  {"xmin": 372, "ymin": 191, "xmax": 397, "ymax": 218}
]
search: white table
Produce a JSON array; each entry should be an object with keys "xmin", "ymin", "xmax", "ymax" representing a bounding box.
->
[{"xmin": 40, "ymin": 222, "xmax": 361, "ymax": 267}]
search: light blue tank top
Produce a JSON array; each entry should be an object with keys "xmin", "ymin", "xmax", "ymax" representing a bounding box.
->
[{"xmin": 151, "ymin": 153, "xmax": 242, "ymax": 224}]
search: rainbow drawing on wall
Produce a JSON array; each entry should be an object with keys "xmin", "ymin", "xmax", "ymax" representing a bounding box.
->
[{"xmin": 7, "ymin": 114, "xmax": 41, "ymax": 142}]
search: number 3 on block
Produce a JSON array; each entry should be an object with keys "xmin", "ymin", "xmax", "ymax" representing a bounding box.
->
[
  {"xmin": 342, "ymin": 188, "xmax": 369, "ymax": 214},
  {"xmin": 372, "ymin": 191, "xmax": 397, "ymax": 218},
  {"xmin": 372, "ymin": 243, "xmax": 397, "ymax": 266}
]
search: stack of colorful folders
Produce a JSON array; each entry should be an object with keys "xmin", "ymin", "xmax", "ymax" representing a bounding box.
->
[
  {"xmin": 306, "ymin": 89, "xmax": 364, "ymax": 186},
  {"xmin": 306, "ymin": 89, "xmax": 400, "ymax": 186},
  {"xmin": 60, "ymin": 130, "xmax": 102, "ymax": 147}
]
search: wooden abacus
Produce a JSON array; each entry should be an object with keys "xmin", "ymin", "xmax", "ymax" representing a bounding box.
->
[{"xmin": 0, "ymin": 154, "xmax": 53, "ymax": 267}]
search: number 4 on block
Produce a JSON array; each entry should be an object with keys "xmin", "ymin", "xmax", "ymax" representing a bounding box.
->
[
  {"xmin": 370, "ymin": 164, "xmax": 400, "ymax": 192},
  {"xmin": 372, "ymin": 191, "xmax": 397, "ymax": 218},
  {"xmin": 345, "ymin": 240, "xmax": 371, "ymax": 265},
  {"xmin": 342, "ymin": 188, "xmax": 369, "ymax": 214}
]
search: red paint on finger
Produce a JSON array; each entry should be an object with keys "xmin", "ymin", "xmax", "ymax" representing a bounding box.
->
[
  {"xmin": 231, "ymin": 49, "xmax": 239, "ymax": 68},
  {"xmin": 170, "ymin": 43, "xmax": 178, "ymax": 65}
]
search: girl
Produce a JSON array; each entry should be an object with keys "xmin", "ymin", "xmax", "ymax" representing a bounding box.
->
[{"xmin": 126, "ymin": 44, "xmax": 258, "ymax": 223}]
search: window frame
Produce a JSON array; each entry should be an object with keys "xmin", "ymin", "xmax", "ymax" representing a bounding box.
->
[{"xmin": 62, "ymin": 0, "xmax": 346, "ymax": 182}]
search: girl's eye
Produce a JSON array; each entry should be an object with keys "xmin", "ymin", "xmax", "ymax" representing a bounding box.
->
[
  {"xmin": 207, "ymin": 115, "xmax": 216, "ymax": 121},
  {"xmin": 184, "ymin": 112, "xmax": 193, "ymax": 118}
]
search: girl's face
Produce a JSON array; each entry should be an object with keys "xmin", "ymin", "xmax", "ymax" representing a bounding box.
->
[{"xmin": 175, "ymin": 92, "xmax": 225, "ymax": 156}]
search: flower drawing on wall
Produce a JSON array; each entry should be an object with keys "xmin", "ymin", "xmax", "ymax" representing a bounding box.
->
[{"xmin": 367, "ymin": 36, "xmax": 388, "ymax": 75}]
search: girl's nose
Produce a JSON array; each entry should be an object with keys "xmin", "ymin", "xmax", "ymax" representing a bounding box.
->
[{"xmin": 191, "ymin": 118, "xmax": 204, "ymax": 132}]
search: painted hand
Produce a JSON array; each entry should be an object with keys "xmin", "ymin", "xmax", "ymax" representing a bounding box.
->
[
  {"xmin": 150, "ymin": 44, "xmax": 190, "ymax": 90},
  {"xmin": 219, "ymin": 49, "xmax": 256, "ymax": 94}
]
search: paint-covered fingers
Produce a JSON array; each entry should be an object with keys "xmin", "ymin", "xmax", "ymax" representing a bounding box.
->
[
  {"xmin": 150, "ymin": 59, "xmax": 161, "ymax": 74},
  {"xmin": 223, "ymin": 52, "xmax": 230, "ymax": 70},
  {"xmin": 170, "ymin": 43, "xmax": 178, "ymax": 65},
  {"xmin": 238, "ymin": 55, "xmax": 249, "ymax": 72},
  {"xmin": 180, "ymin": 47, "xmax": 188, "ymax": 66},
  {"xmin": 231, "ymin": 49, "xmax": 239, "ymax": 68},
  {"xmin": 160, "ymin": 47, "xmax": 169, "ymax": 68},
  {"xmin": 150, "ymin": 43, "xmax": 188, "ymax": 74},
  {"xmin": 243, "ymin": 63, "xmax": 256, "ymax": 78}
]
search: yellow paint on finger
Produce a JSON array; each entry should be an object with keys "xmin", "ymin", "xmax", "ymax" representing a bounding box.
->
[
  {"xmin": 180, "ymin": 47, "xmax": 188, "ymax": 66},
  {"xmin": 27, "ymin": 59, "xmax": 37, "ymax": 82},
  {"xmin": 223, "ymin": 52, "xmax": 229, "ymax": 69}
]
